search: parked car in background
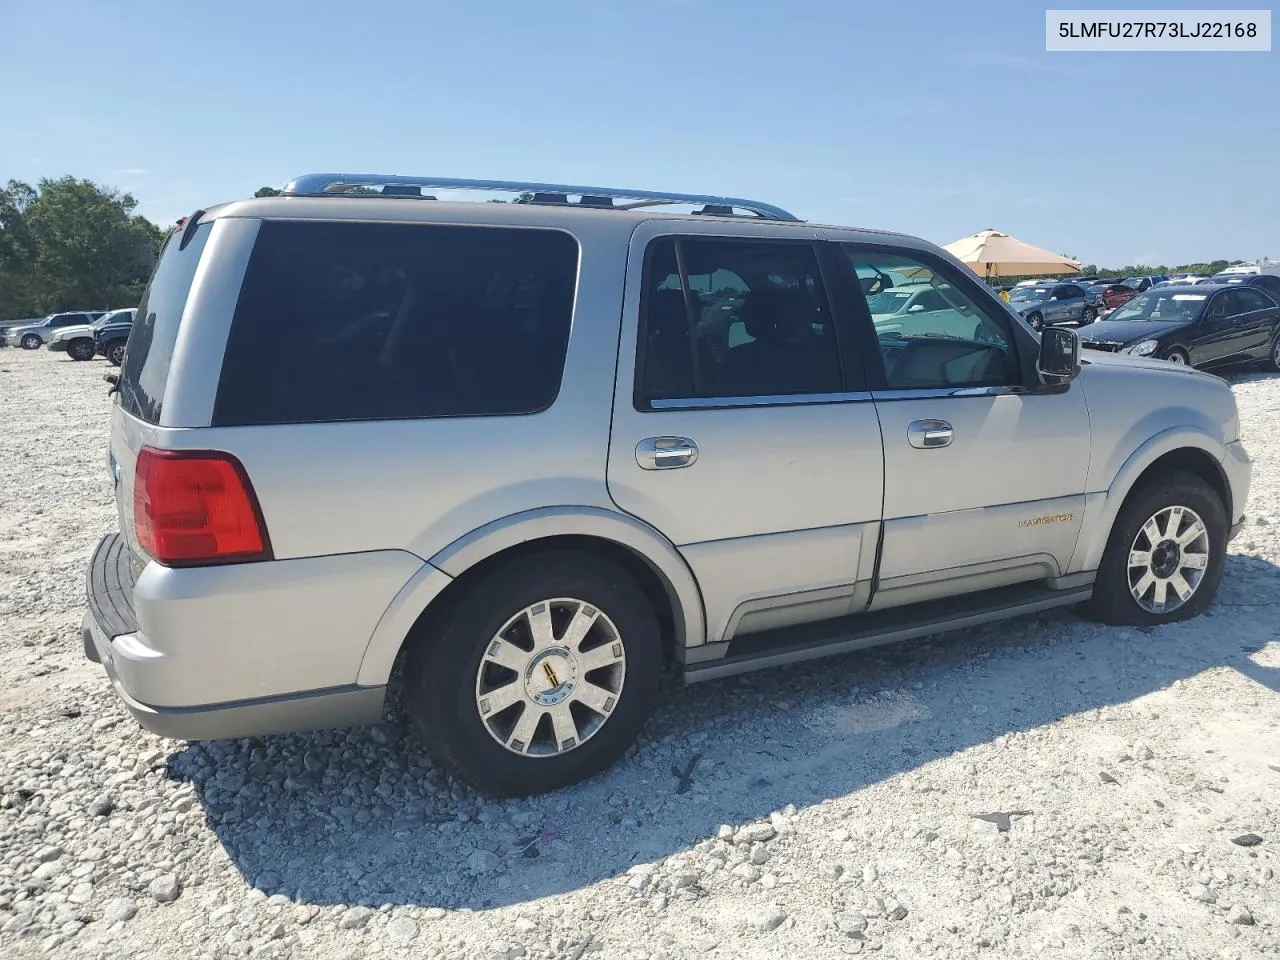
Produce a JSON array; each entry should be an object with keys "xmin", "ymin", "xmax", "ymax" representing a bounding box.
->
[
  {"xmin": 47, "ymin": 308, "xmax": 136, "ymax": 360},
  {"xmin": 1089, "ymin": 282, "xmax": 1141, "ymax": 314},
  {"xmin": 6, "ymin": 312, "xmax": 106, "ymax": 349},
  {"xmin": 0, "ymin": 318, "xmax": 45, "ymax": 348},
  {"xmin": 1122, "ymin": 276, "xmax": 1169, "ymax": 293},
  {"xmin": 94, "ymin": 312, "xmax": 135, "ymax": 366},
  {"xmin": 1008, "ymin": 281, "xmax": 1099, "ymax": 329},
  {"xmin": 1208, "ymin": 272, "xmax": 1280, "ymax": 300},
  {"xmin": 1078, "ymin": 284, "xmax": 1280, "ymax": 369},
  {"xmin": 81, "ymin": 173, "xmax": 1250, "ymax": 796}
]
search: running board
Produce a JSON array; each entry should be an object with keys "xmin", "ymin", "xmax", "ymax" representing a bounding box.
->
[{"xmin": 683, "ymin": 581, "xmax": 1093, "ymax": 683}]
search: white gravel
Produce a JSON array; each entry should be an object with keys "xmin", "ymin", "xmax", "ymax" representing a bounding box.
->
[{"xmin": 1, "ymin": 346, "xmax": 1278, "ymax": 960}]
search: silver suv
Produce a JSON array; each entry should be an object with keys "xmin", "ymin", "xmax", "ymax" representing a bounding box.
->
[{"xmin": 83, "ymin": 174, "xmax": 1252, "ymax": 796}]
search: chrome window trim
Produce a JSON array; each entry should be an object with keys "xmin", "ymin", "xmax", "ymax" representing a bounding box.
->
[
  {"xmin": 870, "ymin": 385, "xmax": 1026, "ymax": 401},
  {"xmin": 648, "ymin": 391, "xmax": 874, "ymax": 411}
]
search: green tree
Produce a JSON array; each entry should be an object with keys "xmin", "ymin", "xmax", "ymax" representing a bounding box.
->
[
  {"xmin": 0, "ymin": 177, "xmax": 164, "ymax": 321},
  {"xmin": 254, "ymin": 186, "xmax": 282, "ymax": 197}
]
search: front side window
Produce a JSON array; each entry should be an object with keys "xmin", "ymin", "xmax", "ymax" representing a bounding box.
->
[
  {"xmin": 212, "ymin": 222, "xmax": 578, "ymax": 426},
  {"xmin": 636, "ymin": 237, "xmax": 844, "ymax": 406},
  {"xmin": 843, "ymin": 247, "xmax": 1019, "ymax": 390}
]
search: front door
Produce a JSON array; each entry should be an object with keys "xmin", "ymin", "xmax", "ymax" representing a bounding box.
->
[
  {"xmin": 1191, "ymin": 290, "xmax": 1242, "ymax": 367},
  {"xmin": 836, "ymin": 241, "xmax": 1091, "ymax": 609},
  {"xmin": 607, "ymin": 224, "xmax": 885, "ymax": 645}
]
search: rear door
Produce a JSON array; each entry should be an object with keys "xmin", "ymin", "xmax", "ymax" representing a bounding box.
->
[
  {"xmin": 607, "ymin": 222, "xmax": 885, "ymax": 644},
  {"xmin": 1229, "ymin": 287, "xmax": 1278, "ymax": 359}
]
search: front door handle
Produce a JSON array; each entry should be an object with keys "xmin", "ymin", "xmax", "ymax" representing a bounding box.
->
[
  {"xmin": 907, "ymin": 419, "xmax": 953, "ymax": 449},
  {"xmin": 636, "ymin": 436, "xmax": 699, "ymax": 470}
]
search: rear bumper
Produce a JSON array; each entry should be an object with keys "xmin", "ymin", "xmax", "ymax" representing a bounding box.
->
[
  {"xmin": 82, "ymin": 532, "xmax": 415, "ymax": 740},
  {"xmin": 81, "ymin": 610, "xmax": 384, "ymax": 739}
]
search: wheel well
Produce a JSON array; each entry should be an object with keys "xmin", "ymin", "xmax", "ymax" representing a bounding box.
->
[
  {"xmin": 397, "ymin": 535, "xmax": 681, "ymax": 670},
  {"xmin": 1128, "ymin": 448, "xmax": 1231, "ymax": 519}
]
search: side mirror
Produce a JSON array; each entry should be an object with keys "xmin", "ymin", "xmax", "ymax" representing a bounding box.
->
[
  {"xmin": 1037, "ymin": 326, "xmax": 1080, "ymax": 383},
  {"xmin": 907, "ymin": 303, "xmax": 925, "ymax": 313}
]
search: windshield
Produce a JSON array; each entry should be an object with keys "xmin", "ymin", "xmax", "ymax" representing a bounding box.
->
[
  {"xmin": 1107, "ymin": 291, "xmax": 1206, "ymax": 322},
  {"xmin": 95, "ymin": 309, "xmax": 131, "ymax": 327},
  {"xmin": 1010, "ymin": 286, "xmax": 1051, "ymax": 301}
]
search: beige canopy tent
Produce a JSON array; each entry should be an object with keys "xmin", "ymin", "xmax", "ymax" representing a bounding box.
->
[{"xmin": 943, "ymin": 229, "xmax": 1081, "ymax": 280}]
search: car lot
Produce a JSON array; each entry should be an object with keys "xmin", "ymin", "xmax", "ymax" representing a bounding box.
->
[{"xmin": 1, "ymin": 347, "xmax": 1278, "ymax": 960}]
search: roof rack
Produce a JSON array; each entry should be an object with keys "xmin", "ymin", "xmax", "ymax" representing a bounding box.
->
[{"xmin": 279, "ymin": 174, "xmax": 800, "ymax": 221}]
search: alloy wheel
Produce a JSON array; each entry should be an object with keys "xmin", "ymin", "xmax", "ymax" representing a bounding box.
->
[
  {"xmin": 475, "ymin": 598, "xmax": 627, "ymax": 757},
  {"xmin": 1127, "ymin": 505, "xmax": 1210, "ymax": 614},
  {"xmin": 1167, "ymin": 352, "xmax": 1187, "ymax": 365}
]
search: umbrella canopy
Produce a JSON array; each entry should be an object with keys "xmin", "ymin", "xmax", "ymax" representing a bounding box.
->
[{"xmin": 943, "ymin": 229, "xmax": 1080, "ymax": 279}]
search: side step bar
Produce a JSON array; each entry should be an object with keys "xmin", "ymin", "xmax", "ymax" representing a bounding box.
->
[{"xmin": 684, "ymin": 581, "xmax": 1093, "ymax": 683}]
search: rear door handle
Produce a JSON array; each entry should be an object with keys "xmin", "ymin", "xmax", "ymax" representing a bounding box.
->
[
  {"xmin": 907, "ymin": 419, "xmax": 953, "ymax": 449},
  {"xmin": 636, "ymin": 437, "xmax": 699, "ymax": 470}
]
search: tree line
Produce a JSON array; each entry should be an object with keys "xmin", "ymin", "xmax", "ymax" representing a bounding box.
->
[{"xmin": 0, "ymin": 178, "xmax": 166, "ymax": 322}]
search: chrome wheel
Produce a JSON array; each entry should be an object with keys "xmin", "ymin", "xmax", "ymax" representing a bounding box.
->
[
  {"xmin": 1128, "ymin": 506, "xmax": 1210, "ymax": 614},
  {"xmin": 475, "ymin": 598, "xmax": 626, "ymax": 757},
  {"xmin": 1272, "ymin": 337, "xmax": 1280, "ymax": 368},
  {"xmin": 1166, "ymin": 352, "xmax": 1187, "ymax": 365},
  {"xmin": 1027, "ymin": 314, "xmax": 1043, "ymax": 331}
]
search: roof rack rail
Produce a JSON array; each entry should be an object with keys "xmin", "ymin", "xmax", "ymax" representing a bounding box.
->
[{"xmin": 279, "ymin": 174, "xmax": 800, "ymax": 221}]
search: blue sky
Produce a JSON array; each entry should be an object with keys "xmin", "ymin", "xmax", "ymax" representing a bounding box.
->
[{"xmin": 1, "ymin": 0, "xmax": 1275, "ymax": 267}]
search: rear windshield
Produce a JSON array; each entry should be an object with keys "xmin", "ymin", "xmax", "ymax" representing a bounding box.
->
[
  {"xmin": 211, "ymin": 221, "xmax": 579, "ymax": 426},
  {"xmin": 119, "ymin": 224, "xmax": 212, "ymax": 423}
]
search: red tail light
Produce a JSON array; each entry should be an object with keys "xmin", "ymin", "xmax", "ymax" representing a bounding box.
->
[{"xmin": 133, "ymin": 447, "xmax": 272, "ymax": 566}]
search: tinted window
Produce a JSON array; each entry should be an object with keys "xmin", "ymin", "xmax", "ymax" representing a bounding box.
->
[
  {"xmin": 119, "ymin": 224, "xmax": 212, "ymax": 424},
  {"xmin": 636, "ymin": 238, "xmax": 844, "ymax": 406},
  {"xmin": 844, "ymin": 247, "xmax": 1019, "ymax": 390},
  {"xmin": 51, "ymin": 315, "xmax": 85, "ymax": 327},
  {"xmin": 1251, "ymin": 276, "xmax": 1280, "ymax": 298},
  {"xmin": 212, "ymin": 222, "xmax": 577, "ymax": 426},
  {"xmin": 1060, "ymin": 285, "xmax": 1084, "ymax": 298},
  {"xmin": 1233, "ymin": 288, "xmax": 1274, "ymax": 312}
]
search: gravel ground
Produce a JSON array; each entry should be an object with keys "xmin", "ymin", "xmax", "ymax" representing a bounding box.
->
[{"xmin": 0, "ymin": 346, "xmax": 1278, "ymax": 960}]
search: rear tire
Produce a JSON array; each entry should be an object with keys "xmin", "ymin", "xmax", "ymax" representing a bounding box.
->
[
  {"xmin": 1082, "ymin": 471, "xmax": 1226, "ymax": 627},
  {"xmin": 1267, "ymin": 333, "xmax": 1280, "ymax": 372},
  {"xmin": 68, "ymin": 340, "xmax": 94, "ymax": 361},
  {"xmin": 403, "ymin": 550, "xmax": 663, "ymax": 797}
]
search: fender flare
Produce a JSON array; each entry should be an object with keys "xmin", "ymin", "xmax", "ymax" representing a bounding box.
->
[
  {"xmin": 356, "ymin": 506, "xmax": 706, "ymax": 687},
  {"xmin": 1069, "ymin": 427, "xmax": 1228, "ymax": 574}
]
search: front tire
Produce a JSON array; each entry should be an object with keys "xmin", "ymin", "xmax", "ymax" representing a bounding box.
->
[
  {"xmin": 68, "ymin": 340, "xmax": 94, "ymax": 361},
  {"xmin": 1081, "ymin": 306, "xmax": 1097, "ymax": 324},
  {"xmin": 106, "ymin": 342, "xmax": 126, "ymax": 366},
  {"xmin": 1267, "ymin": 333, "xmax": 1280, "ymax": 372},
  {"xmin": 1026, "ymin": 312, "xmax": 1043, "ymax": 331},
  {"xmin": 404, "ymin": 550, "xmax": 663, "ymax": 796},
  {"xmin": 1165, "ymin": 348, "xmax": 1189, "ymax": 366},
  {"xmin": 20, "ymin": 334, "xmax": 41, "ymax": 350},
  {"xmin": 1082, "ymin": 471, "xmax": 1227, "ymax": 626}
]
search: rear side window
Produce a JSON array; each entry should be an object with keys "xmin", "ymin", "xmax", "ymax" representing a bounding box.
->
[
  {"xmin": 212, "ymin": 222, "xmax": 578, "ymax": 426},
  {"xmin": 120, "ymin": 224, "xmax": 212, "ymax": 424},
  {"xmin": 636, "ymin": 237, "xmax": 845, "ymax": 407}
]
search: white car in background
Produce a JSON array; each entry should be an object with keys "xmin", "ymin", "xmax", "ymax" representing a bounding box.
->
[{"xmin": 47, "ymin": 308, "xmax": 136, "ymax": 361}]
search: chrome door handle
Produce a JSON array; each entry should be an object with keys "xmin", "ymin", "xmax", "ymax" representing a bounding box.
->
[
  {"xmin": 636, "ymin": 436, "xmax": 699, "ymax": 470},
  {"xmin": 907, "ymin": 419, "xmax": 953, "ymax": 449}
]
